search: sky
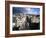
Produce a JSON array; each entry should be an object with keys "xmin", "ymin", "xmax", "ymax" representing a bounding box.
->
[{"xmin": 13, "ymin": 7, "xmax": 40, "ymax": 15}]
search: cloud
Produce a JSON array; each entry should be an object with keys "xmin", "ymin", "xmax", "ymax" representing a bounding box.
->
[{"xmin": 13, "ymin": 7, "xmax": 40, "ymax": 15}]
